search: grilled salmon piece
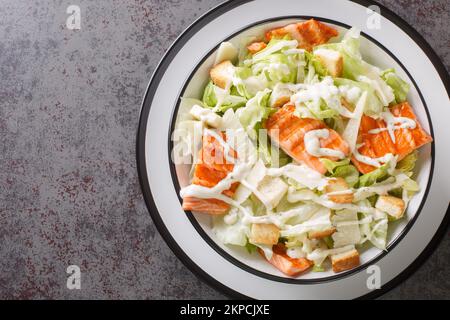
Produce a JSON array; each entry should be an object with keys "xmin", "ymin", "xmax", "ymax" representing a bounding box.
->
[
  {"xmin": 260, "ymin": 244, "xmax": 312, "ymax": 276},
  {"xmin": 182, "ymin": 132, "xmax": 238, "ymax": 215},
  {"xmin": 247, "ymin": 41, "xmax": 267, "ymax": 54},
  {"xmin": 265, "ymin": 19, "xmax": 339, "ymax": 51},
  {"xmin": 352, "ymin": 102, "xmax": 432, "ymax": 174},
  {"xmin": 265, "ymin": 103, "xmax": 350, "ymax": 174}
]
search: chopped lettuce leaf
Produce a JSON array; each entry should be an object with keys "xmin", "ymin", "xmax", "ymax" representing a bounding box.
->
[
  {"xmin": 202, "ymin": 81, "xmax": 217, "ymax": 107},
  {"xmin": 312, "ymin": 265, "xmax": 325, "ymax": 272},
  {"xmin": 202, "ymin": 81, "xmax": 247, "ymax": 111},
  {"xmin": 237, "ymin": 88, "xmax": 273, "ymax": 138},
  {"xmin": 251, "ymin": 53, "xmax": 298, "ymax": 84},
  {"xmin": 358, "ymin": 163, "xmax": 389, "ymax": 187},
  {"xmin": 252, "ymin": 37, "xmax": 297, "ymax": 61},
  {"xmin": 342, "ymin": 91, "xmax": 367, "ymax": 152},
  {"xmin": 245, "ymin": 240, "xmax": 258, "ymax": 254},
  {"xmin": 320, "ymin": 158, "xmax": 350, "ymax": 173},
  {"xmin": 381, "ymin": 68, "xmax": 410, "ymax": 103},
  {"xmin": 334, "ymin": 78, "xmax": 383, "ymax": 116},
  {"xmin": 323, "ymin": 236, "xmax": 334, "ymax": 249},
  {"xmin": 320, "ymin": 158, "xmax": 359, "ymax": 188},
  {"xmin": 359, "ymin": 210, "xmax": 388, "ymax": 250},
  {"xmin": 305, "ymin": 51, "xmax": 328, "ymax": 78},
  {"xmin": 396, "ymin": 150, "xmax": 418, "ymax": 173},
  {"xmin": 213, "ymin": 215, "xmax": 250, "ymax": 247},
  {"xmin": 318, "ymin": 28, "xmax": 394, "ymax": 107},
  {"xmin": 333, "ymin": 165, "xmax": 360, "ymax": 188}
]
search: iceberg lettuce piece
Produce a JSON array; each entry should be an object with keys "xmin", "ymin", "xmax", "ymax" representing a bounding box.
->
[
  {"xmin": 334, "ymin": 78, "xmax": 383, "ymax": 116},
  {"xmin": 320, "ymin": 158, "xmax": 351, "ymax": 173},
  {"xmin": 213, "ymin": 213, "xmax": 250, "ymax": 247},
  {"xmin": 359, "ymin": 210, "xmax": 388, "ymax": 250},
  {"xmin": 381, "ymin": 68, "xmax": 410, "ymax": 103},
  {"xmin": 318, "ymin": 28, "xmax": 395, "ymax": 108},
  {"xmin": 305, "ymin": 51, "xmax": 328, "ymax": 78},
  {"xmin": 358, "ymin": 163, "xmax": 389, "ymax": 187},
  {"xmin": 320, "ymin": 158, "xmax": 359, "ymax": 188},
  {"xmin": 333, "ymin": 165, "xmax": 360, "ymax": 188},
  {"xmin": 233, "ymin": 67, "xmax": 270, "ymax": 98},
  {"xmin": 251, "ymin": 53, "xmax": 298, "ymax": 84},
  {"xmin": 202, "ymin": 81, "xmax": 247, "ymax": 111},
  {"xmin": 396, "ymin": 150, "xmax": 418, "ymax": 173},
  {"xmin": 252, "ymin": 38, "xmax": 298, "ymax": 61},
  {"xmin": 236, "ymin": 88, "xmax": 273, "ymax": 138}
]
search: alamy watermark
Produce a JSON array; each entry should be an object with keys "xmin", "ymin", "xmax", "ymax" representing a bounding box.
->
[
  {"xmin": 66, "ymin": 5, "xmax": 81, "ymax": 30},
  {"xmin": 366, "ymin": 5, "xmax": 381, "ymax": 30},
  {"xmin": 66, "ymin": 265, "xmax": 81, "ymax": 290}
]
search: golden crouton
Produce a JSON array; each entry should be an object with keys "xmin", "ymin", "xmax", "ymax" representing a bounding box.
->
[
  {"xmin": 308, "ymin": 227, "xmax": 336, "ymax": 240},
  {"xmin": 375, "ymin": 195, "xmax": 405, "ymax": 219},
  {"xmin": 250, "ymin": 223, "xmax": 280, "ymax": 245},
  {"xmin": 210, "ymin": 60, "xmax": 234, "ymax": 89},
  {"xmin": 314, "ymin": 48, "xmax": 343, "ymax": 77},
  {"xmin": 331, "ymin": 248, "xmax": 360, "ymax": 273},
  {"xmin": 325, "ymin": 178, "xmax": 354, "ymax": 204}
]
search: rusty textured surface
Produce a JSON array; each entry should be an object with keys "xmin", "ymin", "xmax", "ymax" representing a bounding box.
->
[{"xmin": 0, "ymin": 0, "xmax": 448, "ymax": 299}]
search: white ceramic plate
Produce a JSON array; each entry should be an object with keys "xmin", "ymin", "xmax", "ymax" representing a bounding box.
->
[{"xmin": 137, "ymin": 0, "xmax": 450, "ymax": 299}]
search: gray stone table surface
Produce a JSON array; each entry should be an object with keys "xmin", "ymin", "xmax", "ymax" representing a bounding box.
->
[{"xmin": 0, "ymin": 0, "xmax": 448, "ymax": 299}]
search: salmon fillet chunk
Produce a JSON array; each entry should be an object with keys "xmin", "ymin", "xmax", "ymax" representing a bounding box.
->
[
  {"xmin": 260, "ymin": 244, "xmax": 313, "ymax": 276},
  {"xmin": 264, "ymin": 103, "xmax": 350, "ymax": 174},
  {"xmin": 182, "ymin": 132, "xmax": 238, "ymax": 215},
  {"xmin": 265, "ymin": 18, "xmax": 339, "ymax": 51},
  {"xmin": 352, "ymin": 102, "xmax": 432, "ymax": 174}
]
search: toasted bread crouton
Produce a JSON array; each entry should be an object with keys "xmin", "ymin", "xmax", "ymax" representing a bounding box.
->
[
  {"xmin": 250, "ymin": 223, "xmax": 280, "ymax": 245},
  {"xmin": 308, "ymin": 227, "xmax": 336, "ymax": 239},
  {"xmin": 375, "ymin": 195, "xmax": 405, "ymax": 219},
  {"xmin": 247, "ymin": 41, "xmax": 267, "ymax": 54},
  {"xmin": 332, "ymin": 209, "xmax": 361, "ymax": 247},
  {"xmin": 210, "ymin": 60, "xmax": 235, "ymax": 89},
  {"xmin": 314, "ymin": 48, "xmax": 343, "ymax": 77},
  {"xmin": 256, "ymin": 176, "xmax": 288, "ymax": 209},
  {"xmin": 331, "ymin": 248, "xmax": 360, "ymax": 273},
  {"xmin": 325, "ymin": 178, "xmax": 354, "ymax": 203}
]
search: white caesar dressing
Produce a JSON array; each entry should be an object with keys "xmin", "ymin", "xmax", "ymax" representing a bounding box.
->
[
  {"xmin": 266, "ymin": 163, "xmax": 329, "ymax": 190},
  {"xmin": 304, "ymin": 129, "xmax": 346, "ymax": 159},
  {"xmin": 287, "ymin": 188, "xmax": 376, "ymax": 214},
  {"xmin": 368, "ymin": 109, "xmax": 416, "ymax": 143},
  {"xmin": 339, "ymin": 85, "xmax": 362, "ymax": 105},
  {"xmin": 353, "ymin": 174, "xmax": 409, "ymax": 201},
  {"xmin": 189, "ymin": 105, "xmax": 222, "ymax": 128},
  {"xmin": 353, "ymin": 144, "xmax": 395, "ymax": 168},
  {"xmin": 290, "ymin": 77, "xmax": 354, "ymax": 118}
]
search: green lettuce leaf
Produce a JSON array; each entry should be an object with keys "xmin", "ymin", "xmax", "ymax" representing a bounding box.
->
[
  {"xmin": 202, "ymin": 81, "xmax": 247, "ymax": 111},
  {"xmin": 237, "ymin": 88, "xmax": 273, "ymax": 138},
  {"xmin": 317, "ymin": 28, "xmax": 395, "ymax": 107},
  {"xmin": 320, "ymin": 158, "xmax": 359, "ymax": 188},
  {"xmin": 396, "ymin": 150, "xmax": 418, "ymax": 173},
  {"xmin": 381, "ymin": 68, "xmax": 410, "ymax": 103},
  {"xmin": 334, "ymin": 78, "xmax": 383, "ymax": 116},
  {"xmin": 358, "ymin": 163, "xmax": 389, "ymax": 187}
]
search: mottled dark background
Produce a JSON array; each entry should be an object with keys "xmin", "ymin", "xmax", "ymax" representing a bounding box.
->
[{"xmin": 0, "ymin": 0, "xmax": 448, "ymax": 299}]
